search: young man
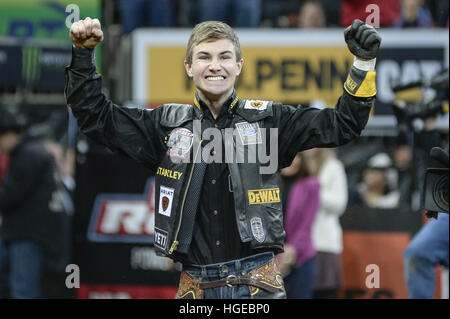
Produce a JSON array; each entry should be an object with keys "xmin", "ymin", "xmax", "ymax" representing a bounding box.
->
[{"xmin": 67, "ymin": 18, "xmax": 380, "ymax": 299}]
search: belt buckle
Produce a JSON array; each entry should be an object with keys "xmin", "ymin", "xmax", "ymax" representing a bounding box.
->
[{"xmin": 226, "ymin": 275, "xmax": 237, "ymax": 288}]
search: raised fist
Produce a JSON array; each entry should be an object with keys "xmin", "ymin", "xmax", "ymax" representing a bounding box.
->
[
  {"xmin": 344, "ymin": 19, "xmax": 381, "ymax": 60},
  {"xmin": 70, "ymin": 17, "xmax": 103, "ymax": 49}
]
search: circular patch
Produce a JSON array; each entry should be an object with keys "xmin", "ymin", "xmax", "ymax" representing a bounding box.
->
[{"xmin": 167, "ymin": 128, "xmax": 194, "ymax": 159}]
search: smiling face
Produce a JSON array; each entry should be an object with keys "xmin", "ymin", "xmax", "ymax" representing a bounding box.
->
[{"xmin": 184, "ymin": 38, "xmax": 243, "ymax": 103}]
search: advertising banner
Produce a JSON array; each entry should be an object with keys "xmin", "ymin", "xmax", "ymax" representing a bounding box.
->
[
  {"xmin": 0, "ymin": 0, "xmax": 100, "ymax": 41},
  {"xmin": 0, "ymin": 0, "xmax": 102, "ymax": 78},
  {"xmin": 0, "ymin": 40, "xmax": 72, "ymax": 92},
  {"xmin": 132, "ymin": 29, "xmax": 449, "ymax": 117}
]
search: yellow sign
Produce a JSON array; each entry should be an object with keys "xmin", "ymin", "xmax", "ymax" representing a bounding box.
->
[
  {"xmin": 248, "ymin": 188, "xmax": 281, "ymax": 205},
  {"xmin": 147, "ymin": 46, "xmax": 353, "ymax": 107}
]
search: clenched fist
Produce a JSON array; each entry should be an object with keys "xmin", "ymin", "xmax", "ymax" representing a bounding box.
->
[
  {"xmin": 70, "ymin": 17, "xmax": 104, "ymax": 49},
  {"xmin": 344, "ymin": 19, "xmax": 381, "ymax": 60}
]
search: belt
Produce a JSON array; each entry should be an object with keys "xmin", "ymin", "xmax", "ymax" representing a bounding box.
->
[
  {"xmin": 177, "ymin": 257, "xmax": 284, "ymax": 299},
  {"xmin": 199, "ymin": 274, "xmax": 280, "ymax": 293}
]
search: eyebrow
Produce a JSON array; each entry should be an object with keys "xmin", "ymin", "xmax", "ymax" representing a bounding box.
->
[{"xmin": 196, "ymin": 50, "xmax": 233, "ymax": 56}]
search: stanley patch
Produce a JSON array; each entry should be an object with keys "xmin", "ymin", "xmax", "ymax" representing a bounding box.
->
[
  {"xmin": 248, "ymin": 188, "xmax": 281, "ymax": 205},
  {"xmin": 244, "ymin": 100, "xmax": 269, "ymax": 111},
  {"xmin": 156, "ymin": 167, "xmax": 183, "ymax": 180}
]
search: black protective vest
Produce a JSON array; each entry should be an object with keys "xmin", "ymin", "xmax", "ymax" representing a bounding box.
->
[{"xmin": 153, "ymin": 100, "xmax": 285, "ymax": 260}]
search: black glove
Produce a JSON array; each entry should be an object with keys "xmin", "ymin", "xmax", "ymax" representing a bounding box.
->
[{"xmin": 344, "ymin": 19, "xmax": 381, "ymax": 60}]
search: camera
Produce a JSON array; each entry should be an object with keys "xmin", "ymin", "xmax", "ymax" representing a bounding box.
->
[
  {"xmin": 392, "ymin": 68, "xmax": 449, "ymax": 132},
  {"xmin": 422, "ymin": 147, "xmax": 449, "ymax": 218}
]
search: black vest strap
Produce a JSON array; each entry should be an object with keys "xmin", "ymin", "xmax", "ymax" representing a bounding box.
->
[{"xmin": 175, "ymin": 145, "xmax": 207, "ymax": 254}]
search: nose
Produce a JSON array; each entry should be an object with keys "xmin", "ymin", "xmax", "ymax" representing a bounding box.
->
[{"xmin": 208, "ymin": 57, "xmax": 222, "ymax": 72}]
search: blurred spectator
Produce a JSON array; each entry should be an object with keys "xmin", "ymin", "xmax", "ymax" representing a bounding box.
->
[
  {"xmin": 393, "ymin": 0, "xmax": 434, "ymax": 28},
  {"xmin": 261, "ymin": 0, "xmax": 300, "ymax": 27},
  {"xmin": 280, "ymin": 153, "xmax": 320, "ymax": 299},
  {"xmin": 404, "ymin": 145, "xmax": 449, "ymax": 298},
  {"xmin": 45, "ymin": 142, "xmax": 75, "ymax": 214},
  {"xmin": 354, "ymin": 153, "xmax": 400, "ymax": 209},
  {"xmin": 404, "ymin": 213, "xmax": 449, "ymax": 298},
  {"xmin": 341, "ymin": 0, "xmax": 401, "ymax": 27},
  {"xmin": 320, "ymin": 0, "xmax": 341, "ymax": 27},
  {"xmin": 117, "ymin": 0, "xmax": 175, "ymax": 34},
  {"xmin": 0, "ymin": 152, "xmax": 7, "ymax": 187},
  {"xmin": 42, "ymin": 141, "xmax": 75, "ymax": 298},
  {"xmin": 198, "ymin": 0, "xmax": 262, "ymax": 27},
  {"xmin": 392, "ymin": 139, "xmax": 414, "ymax": 206},
  {"xmin": 298, "ymin": 0, "xmax": 327, "ymax": 28},
  {"xmin": 0, "ymin": 107, "xmax": 71, "ymax": 298},
  {"xmin": 0, "ymin": 150, "xmax": 8, "ymax": 298},
  {"xmin": 305, "ymin": 148, "xmax": 348, "ymax": 299},
  {"xmin": 427, "ymin": 0, "xmax": 449, "ymax": 27}
]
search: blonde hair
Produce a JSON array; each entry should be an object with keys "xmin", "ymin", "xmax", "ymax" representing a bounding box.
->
[{"xmin": 185, "ymin": 21, "xmax": 242, "ymax": 64}]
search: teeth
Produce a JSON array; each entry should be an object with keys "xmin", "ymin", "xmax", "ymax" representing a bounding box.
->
[{"xmin": 206, "ymin": 76, "xmax": 225, "ymax": 81}]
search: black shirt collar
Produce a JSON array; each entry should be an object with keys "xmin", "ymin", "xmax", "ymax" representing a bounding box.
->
[{"xmin": 193, "ymin": 90, "xmax": 239, "ymax": 120}]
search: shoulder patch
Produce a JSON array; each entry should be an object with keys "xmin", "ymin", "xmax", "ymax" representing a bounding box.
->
[{"xmin": 244, "ymin": 100, "xmax": 269, "ymax": 111}]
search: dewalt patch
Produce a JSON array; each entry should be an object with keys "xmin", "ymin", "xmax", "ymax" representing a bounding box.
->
[{"xmin": 248, "ymin": 188, "xmax": 281, "ymax": 205}]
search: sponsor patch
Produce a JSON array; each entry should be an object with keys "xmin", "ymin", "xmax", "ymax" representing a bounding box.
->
[
  {"xmin": 154, "ymin": 227, "xmax": 169, "ymax": 250},
  {"xmin": 248, "ymin": 188, "xmax": 281, "ymax": 205},
  {"xmin": 156, "ymin": 166, "xmax": 183, "ymax": 180},
  {"xmin": 344, "ymin": 75, "xmax": 358, "ymax": 92},
  {"xmin": 167, "ymin": 128, "xmax": 193, "ymax": 159},
  {"xmin": 244, "ymin": 100, "xmax": 269, "ymax": 111},
  {"xmin": 158, "ymin": 186, "xmax": 174, "ymax": 217},
  {"xmin": 250, "ymin": 217, "xmax": 265, "ymax": 243},
  {"xmin": 235, "ymin": 121, "xmax": 262, "ymax": 145}
]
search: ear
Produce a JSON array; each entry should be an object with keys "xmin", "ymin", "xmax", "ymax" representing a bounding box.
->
[
  {"xmin": 184, "ymin": 60, "xmax": 193, "ymax": 78},
  {"xmin": 236, "ymin": 58, "xmax": 244, "ymax": 76}
]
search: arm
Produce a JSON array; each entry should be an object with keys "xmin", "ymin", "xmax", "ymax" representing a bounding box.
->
[
  {"xmin": 278, "ymin": 20, "xmax": 381, "ymax": 168},
  {"xmin": 278, "ymin": 92, "xmax": 374, "ymax": 166},
  {"xmin": 65, "ymin": 18, "xmax": 165, "ymax": 170}
]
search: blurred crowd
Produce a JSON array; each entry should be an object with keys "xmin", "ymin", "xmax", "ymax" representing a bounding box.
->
[
  {"xmin": 0, "ymin": 106, "xmax": 76, "ymax": 298},
  {"xmin": 111, "ymin": 0, "xmax": 449, "ymax": 33},
  {"xmin": 278, "ymin": 118, "xmax": 448, "ymax": 298}
]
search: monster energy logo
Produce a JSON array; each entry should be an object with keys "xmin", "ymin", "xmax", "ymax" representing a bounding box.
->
[{"xmin": 22, "ymin": 46, "xmax": 41, "ymax": 86}]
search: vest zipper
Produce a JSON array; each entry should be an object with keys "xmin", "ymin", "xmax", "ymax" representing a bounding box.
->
[{"xmin": 168, "ymin": 139, "xmax": 203, "ymax": 254}]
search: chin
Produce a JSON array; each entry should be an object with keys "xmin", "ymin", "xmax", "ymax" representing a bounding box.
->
[{"xmin": 200, "ymin": 85, "xmax": 232, "ymax": 98}]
